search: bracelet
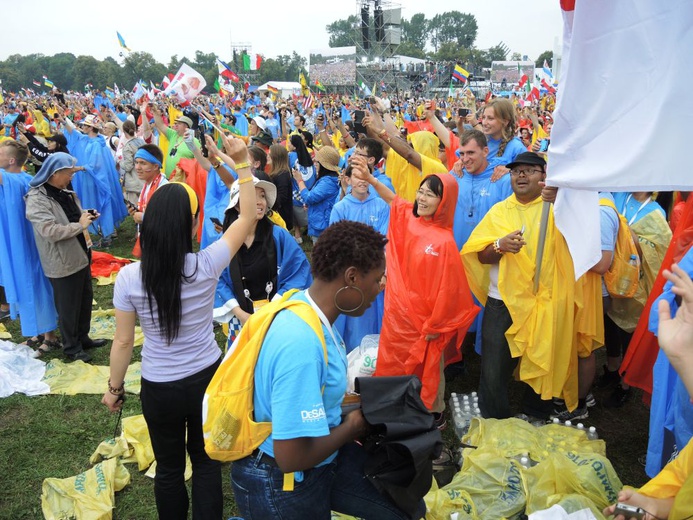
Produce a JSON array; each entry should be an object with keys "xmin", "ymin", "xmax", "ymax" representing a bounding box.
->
[
  {"xmin": 377, "ymin": 128, "xmax": 387, "ymax": 136},
  {"xmin": 238, "ymin": 176, "xmax": 253, "ymax": 185},
  {"xmin": 235, "ymin": 161, "xmax": 251, "ymax": 171},
  {"xmin": 108, "ymin": 378, "xmax": 124, "ymax": 395},
  {"xmin": 493, "ymin": 238, "xmax": 504, "ymax": 254}
]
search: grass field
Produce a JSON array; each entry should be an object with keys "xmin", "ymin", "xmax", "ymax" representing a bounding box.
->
[{"xmin": 0, "ymin": 217, "xmax": 652, "ymax": 519}]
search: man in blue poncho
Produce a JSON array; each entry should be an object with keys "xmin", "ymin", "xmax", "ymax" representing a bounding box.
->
[
  {"xmin": 62, "ymin": 114, "xmax": 127, "ymax": 242},
  {"xmin": 0, "ymin": 140, "xmax": 60, "ymax": 352}
]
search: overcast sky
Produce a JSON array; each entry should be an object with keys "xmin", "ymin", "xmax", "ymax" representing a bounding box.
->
[{"xmin": 2, "ymin": 0, "xmax": 562, "ymax": 66}]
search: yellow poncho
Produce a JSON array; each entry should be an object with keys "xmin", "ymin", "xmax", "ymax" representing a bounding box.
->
[
  {"xmin": 386, "ymin": 131, "xmax": 448, "ymax": 202},
  {"xmin": 461, "ymin": 195, "xmax": 601, "ymax": 410}
]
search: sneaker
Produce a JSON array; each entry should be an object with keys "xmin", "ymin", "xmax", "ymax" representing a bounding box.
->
[
  {"xmin": 515, "ymin": 413, "xmax": 548, "ymax": 427},
  {"xmin": 585, "ymin": 392, "xmax": 596, "ymax": 408},
  {"xmin": 294, "ymin": 235, "xmax": 303, "ymax": 244},
  {"xmin": 604, "ymin": 385, "xmax": 631, "ymax": 408},
  {"xmin": 594, "ymin": 365, "xmax": 620, "ymax": 388},
  {"xmin": 433, "ymin": 412, "xmax": 447, "ymax": 431},
  {"xmin": 550, "ymin": 406, "xmax": 589, "ymax": 421},
  {"xmin": 66, "ymin": 350, "xmax": 92, "ymax": 363}
]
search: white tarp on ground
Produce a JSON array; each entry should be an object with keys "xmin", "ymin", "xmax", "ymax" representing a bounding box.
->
[{"xmin": 0, "ymin": 340, "xmax": 49, "ymax": 397}]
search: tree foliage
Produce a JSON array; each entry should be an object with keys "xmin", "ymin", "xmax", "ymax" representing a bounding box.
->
[
  {"xmin": 326, "ymin": 15, "xmax": 358, "ymax": 48},
  {"xmin": 535, "ymin": 50, "xmax": 553, "ymax": 68},
  {"xmin": 0, "ymin": 49, "xmax": 308, "ymax": 92}
]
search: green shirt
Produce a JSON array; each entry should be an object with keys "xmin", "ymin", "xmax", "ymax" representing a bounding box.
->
[{"xmin": 163, "ymin": 127, "xmax": 199, "ymax": 178}]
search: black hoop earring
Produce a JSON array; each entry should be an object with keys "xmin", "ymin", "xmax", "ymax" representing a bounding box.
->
[{"xmin": 334, "ymin": 285, "xmax": 365, "ymax": 313}]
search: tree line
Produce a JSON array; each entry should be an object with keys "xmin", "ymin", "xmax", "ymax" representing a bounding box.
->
[{"xmin": 0, "ymin": 51, "xmax": 307, "ymax": 93}]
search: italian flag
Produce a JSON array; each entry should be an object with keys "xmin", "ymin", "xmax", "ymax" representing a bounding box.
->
[{"xmin": 243, "ymin": 53, "xmax": 262, "ymax": 71}]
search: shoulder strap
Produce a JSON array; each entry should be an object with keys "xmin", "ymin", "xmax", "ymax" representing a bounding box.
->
[{"xmin": 599, "ymin": 197, "xmax": 617, "ymax": 211}]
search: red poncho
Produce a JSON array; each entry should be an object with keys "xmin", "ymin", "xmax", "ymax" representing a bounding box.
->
[{"xmin": 375, "ymin": 173, "xmax": 480, "ymax": 409}]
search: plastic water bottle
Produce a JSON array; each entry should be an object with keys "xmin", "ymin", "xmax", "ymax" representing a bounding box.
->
[
  {"xmin": 617, "ymin": 255, "xmax": 639, "ymax": 295},
  {"xmin": 587, "ymin": 426, "xmax": 599, "ymax": 440}
]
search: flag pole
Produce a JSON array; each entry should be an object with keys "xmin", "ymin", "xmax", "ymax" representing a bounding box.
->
[{"xmin": 533, "ymin": 200, "xmax": 551, "ymax": 294}]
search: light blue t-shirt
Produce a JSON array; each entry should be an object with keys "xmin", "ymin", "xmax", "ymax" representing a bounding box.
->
[
  {"xmin": 254, "ymin": 291, "xmax": 348, "ymax": 466},
  {"xmin": 613, "ymin": 192, "xmax": 665, "ymax": 225},
  {"xmin": 486, "ymin": 136, "xmax": 526, "ymax": 165},
  {"xmin": 599, "ymin": 192, "xmax": 619, "ymax": 297}
]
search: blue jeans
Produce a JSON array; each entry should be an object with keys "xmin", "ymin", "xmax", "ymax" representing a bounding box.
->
[
  {"xmin": 140, "ymin": 358, "xmax": 222, "ymax": 520},
  {"xmin": 231, "ymin": 442, "xmax": 424, "ymax": 519},
  {"xmin": 479, "ymin": 297, "xmax": 552, "ymax": 420}
]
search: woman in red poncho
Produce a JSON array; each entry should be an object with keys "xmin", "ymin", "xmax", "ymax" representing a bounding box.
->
[{"xmin": 350, "ymin": 155, "xmax": 480, "ymax": 421}]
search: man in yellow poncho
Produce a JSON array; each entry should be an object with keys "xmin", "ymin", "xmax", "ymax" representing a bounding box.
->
[{"xmin": 461, "ymin": 152, "xmax": 600, "ymax": 419}]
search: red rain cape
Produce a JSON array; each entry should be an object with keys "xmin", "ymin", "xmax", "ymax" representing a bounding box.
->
[
  {"xmin": 90, "ymin": 251, "xmax": 131, "ymax": 279},
  {"xmin": 177, "ymin": 158, "xmax": 208, "ymax": 243},
  {"xmin": 375, "ymin": 173, "xmax": 480, "ymax": 409},
  {"xmin": 621, "ymin": 195, "xmax": 693, "ymax": 400}
]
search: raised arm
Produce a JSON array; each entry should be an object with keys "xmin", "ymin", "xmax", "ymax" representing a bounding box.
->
[
  {"xmin": 363, "ymin": 111, "xmax": 422, "ymax": 170},
  {"xmin": 424, "ymin": 102, "xmax": 451, "ymax": 149},
  {"xmin": 151, "ymin": 104, "xmax": 170, "ymax": 137},
  {"xmin": 219, "ymin": 136, "xmax": 256, "ymax": 256},
  {"xmin": 350, "ymin": 154, "xmax": 395, "ymax": 206},
  {"xmin": 205, "ymin": 134, "xmax": 236, "ymax": 188}
]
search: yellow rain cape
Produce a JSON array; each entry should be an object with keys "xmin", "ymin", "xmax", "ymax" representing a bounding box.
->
[
  {"xmin": 608, "ymin": 210, "xmax": 672, "ymax": 332},
  {"xmin": 461, "ymin": 195, "xmax": 595, "ymax": 410},
  {"xmin": 386, "ymin": 131, "xmax": 448, "ymax": 202}
]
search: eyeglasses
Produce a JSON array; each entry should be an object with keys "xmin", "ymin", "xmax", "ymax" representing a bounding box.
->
[
  {"xmin": 416, "ymin": 189, "xmax": 440, "ymax": 199},
  {"xmin": 510, "ymin": 168, "xmax": 543, "ymax": 177}
]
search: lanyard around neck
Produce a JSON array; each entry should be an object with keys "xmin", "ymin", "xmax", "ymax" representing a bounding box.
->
[
  {"xmin": 304, "ymin": 289, "xmax": 343, "ymax": 351},
  {"xmin": 623, "ymin": 193, "xmax": 651, "ymax": 226}
]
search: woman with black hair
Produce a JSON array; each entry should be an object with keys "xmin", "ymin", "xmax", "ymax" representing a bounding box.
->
[
  {"xmin": 288, "ymin": 134, "xmax": 315, "ymax": 243},
  {"xmin": 102, "ymin": 136, "xmax": 256, "ymax": 520},
  {"xmin": 231, "ymin": 220, "xmax": 425, "ymax": 519},
  {"xmin": 214, "ymin": 176, "xmax": 312, "ymax": 345},
  {"xmin": 292, "ymin": 146, "xmax": 341, "ymax": 243},
  {"xmin": 350, "ymin": 155, "xmax": 479, "ymax": 425}
]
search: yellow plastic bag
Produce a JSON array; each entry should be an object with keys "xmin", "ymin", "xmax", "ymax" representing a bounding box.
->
[
  {"xmin": 89, "ymin": 436, "xmax": 132, "ymax": 465},
  {"xmin": 42, "ymin": 360, "xmax": 142, "ymax": 395},
  {"xmin": 523, "ymin": 451, "xmax": 622, "ymax": 514},
  {"xmin": 450, "ymin": 447, "xmax": 527, "ymax": 519},
  {"xmin": 41, "ymin": 457, "xmax": 130, "ymax": 520},
  {"xmin": 120, "ymin": 414, "xmax": 155, "ymax": 471},
  {"xmin": 0, "ymin": 323, "xmax": 11, "ymax": 339},
  {"xmin": 462, "ymin": 418, "xmax": 542, "ymax": 458},
  {"xmin": 89, "ymin": 308, "xmax": 145, "ymax": 346},
  {"xmin": 424, "ymin": 476, "xmax": 477, "ymax": 520}
]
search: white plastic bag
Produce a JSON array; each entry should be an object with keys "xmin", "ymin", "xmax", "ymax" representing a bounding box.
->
[{"xmin": 346, "ymin": 334, "xmax": 379, "ymax": 392}]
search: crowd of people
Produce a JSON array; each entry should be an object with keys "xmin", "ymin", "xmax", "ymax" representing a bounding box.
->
[{"xmin": 0, "ymin": 82, "xmax": 691, "ymax": 519}]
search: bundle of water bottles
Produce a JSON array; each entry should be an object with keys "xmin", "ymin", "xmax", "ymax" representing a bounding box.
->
[{"xmin": 448, "ymin": 392, "xmax": 600, "ymax": 442}]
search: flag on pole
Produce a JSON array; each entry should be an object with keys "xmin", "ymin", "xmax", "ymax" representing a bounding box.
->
[
  {"xmin": 117, "ymin": 31, "xmax": 131, "ymax": 52},
  {"xmin": 162, "ymin": 74, "xmax": 173, "ymax": 90},
  {"xmin": 358, "ymin": 81, "xmax": 371, "ymax": 97},
  {"xmin": 217, "ymin": 58, "xmax": 240, "ymax": 82},
  {"xmin": 452, "ymin": 64, "xmax": 470, "ymax": 82},
  {"xmin": 549, "ymin": 0, "xmax": 692, "ymax": 279},
  {"xmin": 114, "ymin": 83, "xmax": 120, "ymax": 96},
  {"xmin": 242, "ymin": 53, "xmax": 262, "ymax": 71},
  {"xmin": 266, "ymin": 84, "xmax": 279, "ymax": 95},
  {"xmin": 540, "ymin": 78, "xmax": 556, "ymax": 94},
  {"xmin": 33, "ymin": 80, "xmax": 41, "ymax": 87},
  {"xmin": 542, "ymin": 59, "xmax": 553, "ymax": 80},
  {"xmin": 303, "ymin": 91, "xmax": 314, "ymax": 110},
  {"xmin": 314, "ymin": 80, "xmax": 326, "ymax": 92},
  {"xmin": 44, "ymin": 79, "xmax": 54, "ymax": 88}
]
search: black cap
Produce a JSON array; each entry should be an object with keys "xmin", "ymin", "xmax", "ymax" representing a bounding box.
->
[
  {"xmin": 46, "ymin": 134, "xmax": 68, "ymax": 148},
  {"xmin": 506, "ymin": 151, "xmax": 546, "ymax": 170}
]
